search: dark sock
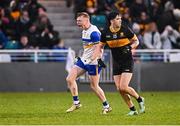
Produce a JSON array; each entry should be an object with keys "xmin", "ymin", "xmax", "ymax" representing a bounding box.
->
[
  {"xmin": 73, "ymin": 96, "xmax": 79, "ymax": 101},
  {"xmin": 103, "ymin": 101, "xmax": 108, "ymax": 106},
  {"xmin": 137, "ymin": 96, "xmax": 142, "ymax": 103},
  {"xmin": 130, "ymin": 106, "xmax": 136, "ymax": 111}
]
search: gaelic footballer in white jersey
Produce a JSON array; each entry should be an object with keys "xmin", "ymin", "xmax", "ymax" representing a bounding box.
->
[
  {"xmin": 75, "ymin": 24, "xmax": 102, "ymax": 75},
  {"xmin": 81, "ymin": 24, "xmax": 101, "ymax": 64}
]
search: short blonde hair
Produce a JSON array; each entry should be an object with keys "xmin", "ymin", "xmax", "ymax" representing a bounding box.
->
[{"xmin": 76, "ymin": 12, "xmax": 90, "ymax": 19}]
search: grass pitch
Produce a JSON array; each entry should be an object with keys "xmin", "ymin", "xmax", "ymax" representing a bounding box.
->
[{"xmin": 0, "ymin": 92, "xmax": 180, "ymax": 125}]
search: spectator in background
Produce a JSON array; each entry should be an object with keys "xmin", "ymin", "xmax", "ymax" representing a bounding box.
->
[
  {"xmin": 85, "ymin": 0, "xmax": 98, "ymax": 15},
  {"xmin": 16, "ymin": 10, "xmax": 31, "ymax": 37},
  {"xmin": 19, "ymin": 33, "xmax": 32, "ymax": 49},
  {"xmin": 10, "ymin": 2, "xmax": 21, "ymax": 21},
  {"xmin": 8, "ymin": 2, "xmax": 21, "ymax": 40},
  {"xmin": 0, "ymin": 30, "xmax": 8, "ymax": 49},
  {"xmin": 122, "ymin": 9, "xmax": 133, "ymax": 27},
  {"xmin": 35, "ymin": 15, "xmax": 57, "ymax": 49},
  {"xmin": 73, "ymin": 0, "xmax": 86, "ymax": 17},
  {"xmin": 130, "ymin": 0, "xmax": 147, "ymax": 22},
  {"xmin": 149, "ymin": 0, "xmax": 163, "ymax": 22},
  {"xmin": 0, "ymin": 7, "xmax": 10, "ymax": 35},
  {"xmin": 136, "ymin": 11, "xmax": 151, "ymax": 35},
  {"xmin": 161, "ymin": 25, "xmax": 180, "ymax": 49},
  {"xmin": 157, "ymin": 1, "xmax": 180, "ymax": 33},
  {"xmin": 28, "ymin": 23, "xmax": 40, "ymax": 49},
  {"xmin": 38, "ymin": 7, "xmax": 47, "ymax": 17},
  {"xmin": 53, "ymin": 39, "xmax": 67, "ymax": 50},
  {"xmin": 0, "ymin": 0, "xmax": 11, "ymax": 8},
  {"xmin": 143, "ymin": 22, "xmax": 162, "ymax": 49},
  {"xmin": 132, "ymin": 23, "xmax": 145, "ymax": 49},
  {"xmin": 27, "ymin": 0, "xmax": 46, "ymax": 22},
  {"xmin": 115, "ymin": 0, "xmax": 129, "ymax": 16}
]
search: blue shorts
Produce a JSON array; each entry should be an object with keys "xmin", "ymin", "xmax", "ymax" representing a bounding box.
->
[{"xmin": 75, "ymin": 58, "xmax": 102, "ymax": 75}]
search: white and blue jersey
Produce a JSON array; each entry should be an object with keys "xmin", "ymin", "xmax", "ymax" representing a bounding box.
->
[{"xmin": 75, "ymin": 25, "xmax": 102, "ymax": 75}]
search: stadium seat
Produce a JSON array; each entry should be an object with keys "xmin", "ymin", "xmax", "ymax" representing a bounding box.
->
[
  {"xmin": 4, "ymin": 41, "xmax": 20, "ymax": 49},
  {"xmin": 91, "ymin": 15, "xmax": 106, "ymax": 31}
]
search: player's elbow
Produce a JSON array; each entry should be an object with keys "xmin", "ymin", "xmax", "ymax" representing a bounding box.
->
[{"xmin": 135, "ymin": 39, "xmax": 139, "ymax": 47}]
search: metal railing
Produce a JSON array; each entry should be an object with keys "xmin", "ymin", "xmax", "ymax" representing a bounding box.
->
[
  {"xmin": 0, "ymin": 49, "xmax": 180, "ymax": 83},
  {"xmin": 0, "ymin": 49, "xmax": 69, "ymax": 63},
  {"xmin": 79, "ymin": 49, "xmax": 180, "ymax": 83}
]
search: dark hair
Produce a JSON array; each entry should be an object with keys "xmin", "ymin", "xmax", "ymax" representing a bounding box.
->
[{"xmin": 107, "ymin": 11, "xmax": 120, "ymax": 21}]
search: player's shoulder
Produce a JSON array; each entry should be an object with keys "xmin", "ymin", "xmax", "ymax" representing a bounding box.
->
[
  {"xmin": 101, "ymin": 27, "xmax": 109, "ymax": 35},
  {"xmin": 121, "ymin": 22, "xmax": 130, "ymax": 29},
  {"xmin": 89, "ymin": 24, "xmax": 101, "ymax": 33},
  {"xmin": 121, "ymin": 22, "xmax": 134, "ymax": 33}
]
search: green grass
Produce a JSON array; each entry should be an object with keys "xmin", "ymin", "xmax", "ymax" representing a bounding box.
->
[{"xmin": 0, "ymin": 92, "xmax": 180, "ymax": 125}]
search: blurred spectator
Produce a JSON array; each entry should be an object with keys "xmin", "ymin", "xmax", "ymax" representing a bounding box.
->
[
  {"xmin": 96, "ymin": 0, "xmax": 110, "ymax": 15},
  {"xmin": 149, "ymin": 0, "xmax": 163, "ymax": 22},
  {"xmin": 16, "ymin": 10, "xmax": 31, "ymax": 37},
  {"xmin": 38, "ymin": 7, "xmax": 47, "ymax": 17},
  {"xmin": 0, "ymin": 0, "xmax": 11, "ymax": 8},
  {"xmin": 130, "ymin": 0, "xmax": 147, "ymax": 22},
  {"xmin": 28, "ymin": 24, "xmax": 40, "ymax": 49},
  {"xmin": 104, "ymin": 0, "xmax": 116, "ymax": 12},
  {"xmin": 121, "ymin": 9, "xmax": 132, "ymax": 27},
  {"xmin": 10, "ymin": 3, "xmax": 20, "ymax": 21},
  {"xmin": 0, "ymin": 7, "xmax": 10, "ymax": 35},
  {"xmin": 73, "ymin": 0, "xmax": 86, "ymax": 17},
  {"xmin": 53, "ymin": 39, "xmax": 67, "ymax": 50},
  {"xmin": 115, "ymin": 0, "xmax": 129, "ymax": 16},
  {"xmin": 35, "ymin": 15, "xmax": 59, "ymax": 49},
  {"xmin": 161, "ymin": 25, "xmax": 180, "ymax": 49},
  {"xmin": 85, "ymin": 0, "xmax": 111, "ymax": 15},
  {"xmin": 27, "ymin": 0, "xmax": 46, "ymax": 22},
  {"xmin": 143, "ymin": 22, "xmax": 162, "ymax": 49},
  {"xmin": 136, "ymin": 11, "xmax": 151, "ymax": 35},
  {"xmin": 19, "ymin": 33, "xmax": 32, "ymax": 49},
  {"xmin": 132, "ymin": 23, "xmax": 145, "ymax": 49},
  {"xmin": 85, "ymin": 0, "xmax": 98, "ymax": 15},
  {"xmin": 156, "ymin": 1, "xmax": 180, "ymax": 33},
  {"xmin": 0, "ymin": 30, "xmax": 8, "ymax": 49}
]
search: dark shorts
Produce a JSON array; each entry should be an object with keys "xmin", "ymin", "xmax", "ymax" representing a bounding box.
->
[{"xmin": 112, "ymin": 47, "xmax": 134, "ymax": 75}]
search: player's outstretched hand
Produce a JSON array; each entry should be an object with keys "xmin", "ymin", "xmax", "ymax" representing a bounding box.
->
[{"xmin": 98, "ymin": 59, "xmax": 106, "ymax": 68}]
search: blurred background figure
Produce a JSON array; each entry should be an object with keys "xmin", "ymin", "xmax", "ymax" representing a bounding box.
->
[
  {"xmin": 161, "ymin": 25, "xmax": 180, "ymax": 49},
  {"xmin": 143, "ymin": 22, "xmax": 162, "ymax": 49}
]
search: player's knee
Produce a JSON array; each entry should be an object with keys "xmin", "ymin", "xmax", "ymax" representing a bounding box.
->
[
  {"xmin": 90, "ymin": 84, "xmax": 98, "ymax": 91},
  {"xmin": 66, "ymin": 76, "xmax": 73, "ymax": 85},
  {"xmin": 119, "ymin": 85, "xmax": 128, "ymax": 92}
]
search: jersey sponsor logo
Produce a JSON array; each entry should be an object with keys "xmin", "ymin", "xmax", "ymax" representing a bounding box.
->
[
  {"xmin": 82, "ymin": 32, "xmax": 89, "ymax": 38},
  {"xmin": 113, "ymin": 34, "xmax": 117, "ymax": 38}
]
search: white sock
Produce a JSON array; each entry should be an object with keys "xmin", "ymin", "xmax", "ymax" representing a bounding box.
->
[
  {"xmin": 103, "ymin": 104, "xmax": 109, "ymax": 109},
  {"xmin": 73, "ymin": 100, "xmax": 80, "ymax": 105}
]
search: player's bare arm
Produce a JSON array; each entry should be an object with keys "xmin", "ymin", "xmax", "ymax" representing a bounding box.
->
[
  {"xmin": 129, "ymin": 35, "xmax": 139, "ymax": 49},
  {"xmin": 91, "ymin": 42, "xmax": 104, "ymax": 61}
]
